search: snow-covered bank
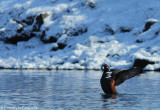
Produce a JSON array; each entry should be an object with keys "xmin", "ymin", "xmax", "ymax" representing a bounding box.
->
[{"xmin": 0, "ymin": 0, "xmax": 160, "ymax": 70}]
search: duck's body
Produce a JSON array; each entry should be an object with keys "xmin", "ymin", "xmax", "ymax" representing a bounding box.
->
[
  {"xmin": 100, "ymin": 72, "xmax": 116, "ymax": 94},
  {"xmin": 100, "ymin": 64, "xmax": 143, "ymax": 94}
]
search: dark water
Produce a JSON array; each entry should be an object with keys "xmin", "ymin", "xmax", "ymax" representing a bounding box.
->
[{"xmin": 0, "ymin": 70, "xmax": 160, "ymax": 110}]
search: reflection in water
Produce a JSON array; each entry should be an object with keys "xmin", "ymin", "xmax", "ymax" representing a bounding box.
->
[
  {"xmin": 0, "ymin": 70, "xmax": 159, "ymax": 110},
  {"xmin": 100, "ymin": 71, "xmax": 160, "ymax": 110},
  {"xmin": 101, "ymin": 94, "xmax": 116, "ymax": 99}
]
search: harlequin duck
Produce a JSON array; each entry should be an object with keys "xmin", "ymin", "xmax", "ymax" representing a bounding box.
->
[{"xmin": 100, "ymin": 64, "xmax": 143, "ymax": 94}]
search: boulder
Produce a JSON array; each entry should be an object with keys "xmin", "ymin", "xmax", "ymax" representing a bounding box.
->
[
  {"xmin": 65, "ymin": 27, "xmax": 87, "ymax": 36},
  {"xmin": 33, "ymin": 13, "xmax": 49, "ymax": 31},
  {"xmin": 143, "ymin": 19, "xmax": 158, "ymax": 32},
  {"xmin": 58, "ymin": 43, "xmax": 66, "ymax": 49},
  {"xmin": 3, "ymin": 13, "xmax": 49, "ymax": 44},
  {"xmin": 104, "ymin": 25, "xmax": 114, "ymax": 35},
  {"xmin": 4, "ymin": 33, "xmax": 35, "ymax": 44},
  {"xmin": 120, "ymin": 27, "xmax": 131, "ymax": 32},
  {"xmin": 133, "ymin": 59, "xmax": 155, "ymax": 68}
]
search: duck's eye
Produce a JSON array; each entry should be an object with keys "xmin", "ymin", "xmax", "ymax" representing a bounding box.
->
[{"xmin": 101, "ymin": 65, "xmax": 104, "ymax": 70}]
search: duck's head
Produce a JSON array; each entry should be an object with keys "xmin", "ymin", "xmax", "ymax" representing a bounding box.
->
[{"xmin": 101, "ymin": 64, "xmax": 110, "ymax": 72}]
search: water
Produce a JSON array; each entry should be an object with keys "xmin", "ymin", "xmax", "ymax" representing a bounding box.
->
[{"xmin": 0, "ymin": 70, "xmax": 160, "ymax": 110}]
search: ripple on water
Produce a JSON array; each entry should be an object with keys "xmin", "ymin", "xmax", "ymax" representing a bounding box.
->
[{"xmin": 0, "ymin": 70, "xmax": 159, "ymax": 110}]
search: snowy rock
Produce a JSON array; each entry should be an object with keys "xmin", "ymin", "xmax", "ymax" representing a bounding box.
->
[
  {"xmin": 41, "ymin": 35, "xmax": 58, "ymax": 43},
  {"xmin": 0, "ymin": 0, "xmax": 160, "ymax": 70},
  {"xmin": 104, "ymin": 25, "xmax": 114, "ymax": 35},
  {"xmin": 33, "ymin": 13, "xmax": 49, "ymax": 32},
  {"xmin": 133, "ymin": 59, "xmax": 155, "ymax": 68},
  {"xmin": 143, "ymin": 19, "xmax": 158, "ymax": 32}
]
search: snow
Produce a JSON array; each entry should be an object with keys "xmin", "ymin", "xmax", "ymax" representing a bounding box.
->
[{"xmin": 0, "ymin": 0, "xmax": 160, "ymax": 70}]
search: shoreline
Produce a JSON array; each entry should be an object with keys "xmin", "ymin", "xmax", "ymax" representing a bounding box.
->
[{"xmin": 0, "ymin": 67, "xmax": 159, "ymax": 71}]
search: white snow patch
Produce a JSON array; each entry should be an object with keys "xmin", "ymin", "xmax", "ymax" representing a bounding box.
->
[{"xmin": 0, "ymin": 0, "xmax": 160, "ymax": 70}]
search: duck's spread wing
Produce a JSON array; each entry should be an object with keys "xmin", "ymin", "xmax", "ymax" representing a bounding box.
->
[{"xmin": 112, "ymin": 68, "xmax": 142, "ymax": 86}]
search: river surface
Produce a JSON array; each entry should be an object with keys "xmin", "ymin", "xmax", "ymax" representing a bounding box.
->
[{"xmin": 0, "ymin": 70, "xmax": 160, "ymax": 110}]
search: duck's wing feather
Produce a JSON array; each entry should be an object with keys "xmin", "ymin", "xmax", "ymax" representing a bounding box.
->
[{"xmin": 112, "ymin": 67, "xmax": 142, "ymax": 86}]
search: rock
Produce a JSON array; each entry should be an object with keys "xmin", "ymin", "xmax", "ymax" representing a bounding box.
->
[
  {"xmin": 155, "ymin": 31, "xmax": 160, "ymax": 35},
  {"xmin": 17, "ymin": 27, "xmax": 23, "ymax": 33},
  {"xmin": 4, "ymin": 34, "xmax": 33, "ymax": 44},
  {"xmin": 51, "ymin": 47, "xmax": 58, "ymax": 51},
  {"xmin": 11, "ymin": 19, "xmax": 24, "ymax": 33},
  {"xmin": 143, "ymin": 19, "xmax": 158, "ymax": 32},
  {"xmin": 22, "ymin": 16, "xmax": 35, "ymax": 25},
  {"xmin": 50, "ymin": 43, "xmax": 66, "ymax": 51},
  {"xmin": 58, "ymin": 43, "xmax": 66, "ymax": 49},
  {"xmin": 65, "ymin": 27, "xmax": 87, "ymax": 36},
  {"xmin": 42, "ymin": 36, "xmax": 58, "ymax": 43},
  {"xmin": 133, "ymin": 59, "xmax": 155, "ymax": 68},
  {"xmin": 72, "ymin": 59, "xmax": 79, "ymax": 64},
  {"xmin": 0, "ymin": 66, "xmax": 4, "ymax": 69},
  {"xmin": 33, "ymin": 13, "xmax": 49, "ymax": 31},
  {"xmin": 88, "ymin": 2, "xmax": 96, "ymax": 8},
  {"xmin": 85, "ymin": 0, "xmax": 96, "ymax": 9},
  {"xmin": 104, "ymin": 25, "xmax": 114, "ymax": 35},
  {"xmin": 136, "ymin": 39, "xmax": 143, "ymax": 43},
  {"xmin": 41, "ymin": 31, "xmax": 60, "ymax": 43},
  {"xmin": 4, "ymin": 13, "xmax": 49, "ymax": 44},
  {"xmin": 120, "ymin": 27, "xmax": 131, "ymax": 32},
  {"xmin": 51, "ymin": 43, "xmax": 58, "ymax": 51}
]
